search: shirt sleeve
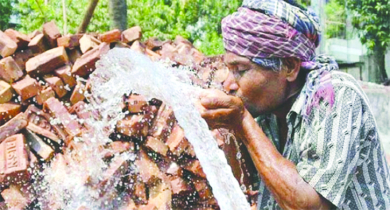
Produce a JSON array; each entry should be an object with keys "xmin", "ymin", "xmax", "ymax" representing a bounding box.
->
[{"xmin": 295, "ymin": 86, "xmax": 372, "ymax": 208}]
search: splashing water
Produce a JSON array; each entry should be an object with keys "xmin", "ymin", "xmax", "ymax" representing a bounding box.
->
[{"xmin": 35, "ymin": 48, "xmax": 250, "ymax": 210}]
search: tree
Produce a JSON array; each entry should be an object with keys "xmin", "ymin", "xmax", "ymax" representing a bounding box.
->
[
  {"xmin": 0, "ymin": 0, "xmax": 17, "ymax": 30},
  {"xmin": 346, "ymin": 0, "xmax": 390, "ymax": 83},
  {"xmin": 108, "ymin": 0, "xmax": 127, "ymax": 30}
]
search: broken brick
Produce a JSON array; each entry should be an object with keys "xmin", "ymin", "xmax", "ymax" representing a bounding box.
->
[
  {"xmin": 0, "ymin": 102, "xmax": 21, "ymax": 124},
  {"xmin": 12, "ymin": 49, "xmax": 34, "ymax": 71},
  {"xmin": 135, "ymin": 149, "xmax": 161, "ymax": 184},
  {"xmin": 57, "ymin": 34, "xmax": 82, "ymax": 49},
  {"xmin": 43, "ymin": 97, "xmax": 81, "ymax": 142},
  {"xmin": 165, "ymin": 124, "xmax": 189, "ymax": 156},
  {"xmin": 70, "ymin": 81, "xmax": 85, "ymax": 105},
  {"xmin": 148, "ymin": 104, "xmax": 175, "ymax": 141},
  {"xmin": 28, "ymin": 30, "xmax": 41, "ymax": 40},
  {"xmin": 42, "ymin": 21, "xmax": 61, "ymax": 48},
  {"xmin": 28, "ymin": 34, "xmax": 49, "ymax": 55},
  {"xmin": 0, "ymin": 56, "xmax": 24, "ymax": 83},
  {"xmin": 71, "ymin": 43, "xmax": 110, "ymax": 77},
  {"xmin": 127, "ymin": 94, "xmax": 148, "ymax": 113},
  {"xmin": 122, "ymin": 26, "xmax": 142, "ymax": 44},
  {"xmin": 132, "ymin": 180, "xmax": 147, "ymax": 205},
  {"xmin": 25, "ymin": 46, "xmax": 69, "ymax": 77},
  {"xmin": 130, "ymin": 40, "xmax": 146, "ymax": 54},
  {"xmin": 0, "ymin": 30, "xmax": 17, "ymax": 57},
  {"xmin": 165, "ymin": 162, "xmax": 183, "ymax": 177},
  {"xmin": 145, "ymin": 136, "xmax": 168, "ymax": 157},
  {"xmin": 54, "ymin": 64, "xmax": 76, "ymax": 88},
  {"xmin": 145, "ymin": 37, "xmax": 164, "ymax": 51},
  {"xmin": 11, "ymin": 75, "xmax": 40, "ymax": 101},
  {"xmin": 26, "ymin": 123, "xmax": 61, "ymax": 145},
  {"xmin": 99, "ymin": 29, "xmax": 121, "ymax": 43},
  {"xmin": 183, "ymin": 159, "xmax": 206, "ymax": 178},
  {"xmin": 193, "ymin": 178, "xmax": 213, "ymax": 200},
  {"xmin": 116, "ymin": 114, "xmax": 150, "ymax": 139},
  {"xmin": 79, "ymin": 34, "xmax": 101, "ymax": 54},
  {"xmin": 1, "ymin": 185, "xmax": 30, "ymax": 209},
  {"xmin": 35, "ymin": 87, "xmax": 56, "ymax": 105},
  {"xmin": 4, "ymin": 29, "xmax": 31, "ymax": 50},
  {"xmin": 169, "ymin": 176, "xmax": 193, "ymax": 196},
  {"xmin": 0, "ymin": 80, "xmax": 14, "ymax": 103},
  {"xmin": 44, "ymin": 75, "xmax": 67, "ymax": 98},
  {"xmin": 68, "ymin": 48, "xmax": 82, "ymax": 64},
  {"xmin": 23, "ymin": 129, "xmax": 54, "ymax": 161},
  {"xmin": 0, "ymin": 134, "xmax": 30, "ymax": 186},
  {"xmin": 0, "ymin": 113, "xmax": 27, "ymax": 143}
]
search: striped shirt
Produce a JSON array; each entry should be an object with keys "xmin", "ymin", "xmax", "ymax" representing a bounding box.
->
[{"xmin": 255, "ymin": 70, "xmax": 390, "ymax": 209}]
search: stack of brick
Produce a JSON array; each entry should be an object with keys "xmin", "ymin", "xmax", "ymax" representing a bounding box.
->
[{"xmin": 0, "ymin": 21, "xmax": 258, "ymax": 209}]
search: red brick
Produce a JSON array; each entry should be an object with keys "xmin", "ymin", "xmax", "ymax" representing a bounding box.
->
[
  {"xmin": 109, "ymin": 141, "xmax": 134, "ymax": 153},
  {"xmin": 174, "ymin": 35, "xmax": 193, "ymax": 47},
  {"xmin": 70, "ymin": 81, "xmax": 85, "ymax": 105},
  {"xmin": 57, "ymin": 34, "xmax": 82, "ymax": 49},
  {"xmin": 148, "ymin": 104, "xmax": 175, "ymax": 141},
  {"xmin": 0, "ymin": 56, "xmax": 24, "ymax": 83},
  {"xmin": 122, "ymin": 26, "xmax": 142, "ymax": 43},
  {"xmin": 135, "ymin": 149, "xmax": 161, "ymax": 184},
  {"xmin": 68, "ymin": 101, "xmax": 91, "ymax": 120},
  {"xmin": 71, "ymin": 43, "xmax": 110, "ymax": 77},
  {"xmin": 183, "ymin": 159, "xmax": 206, "ymax": 178},
  {"xmin": 145, "ymin": 136, "xmax": 168, "ymax": 156},
  {"xmin": 130, "ymin": 40, "xmax": 146, "ymax": 54},
  {"xmin": 145, "ymin": 37, "xmax": 164, "ymax": 51},
  {"xmin": 193, "ymin": 178, "xmax": 213, "ymax": 200},
  {"xmin": 160, "ymin": 43, "xmax": 176, "ymax": 61},
  {"xmin": 28, "ymin": 30, "xmax": 41, "ymax": 40},
  {"xmin": 0, "ymin": 30, "xmax": 17, "ymax": 57},
  {"xmin": 145, "ymin": 48, "xmax": 161, "ymax": 61},
  {"xmin": 0, "ymin": 113, "xmax": 27, "ymax": 143},
  {"xmin": 116, "ymin": 115, "xmax": 150, "ymax": 138},
  {"xmin": 166, "ymin": 162, "xmax": 183, "ymax": 177},
  {"xmin": 42, "ymin": 21, "xmax": 61, "ymax": 48},
  {"xmin": 68, "ymin": 48, "xmax": 82, "ymax": 64},
  {"xmin": 165, "ymin": 124, "xmax": 189, "ymax": 156},
  {"xmin": 28, "ymin": 34, "xmax": 49, "ymax": 55},
  {"xmin": 80, "ymin": 34, "xmax": 101, "ymax": 53},
  {"xmin": 28, "ymin": 151, "xmax": 39, "ymax": 169},
  {"xmin": 0, "ymin": 134, "xmax": 30, "ymax": 186},
  {"xmin": 0, "ymin": 102, "xmax": 21, "ymax": 124},
  {"xmin": 4, "ymin": 29, "xmax": 30, "ymax": 50},
  {"xmin": 11, "ymin": 75, "xmax": 40, "ymax": 101},
  {"xmin": 132, "ymin": 180, "xmax": 147, "ymax": 204},
  {"xmin": 44, "ymin": 75, "xmax": 68, "ymax": 98},
  {"xmin": 99, "ymin": 29, "xmax": 121, "ymax": 43},
  {"xmin": 147, "ymin": 179, "xmax": 171, "ymax": 209},
  {"xmin": 100, "ymin": 156, "xmax": 129, "ymax": 188},
  {"xmin": 127, "ymin": 94, "xmax": 148, "ymax": 113},
  {"xmin": 25, "ymin": 46, "xmax": 69, "ymax": 77},
  {"xmin": 0, "ymin": 80, "xmax": 14, "ymax": 103},
  {"xmin": 12, "ymin": 49, "xmax": 34, "ymax": 71},
  {"xmin": 169, "ymin": 176, "xmax": 193, "ymax": 196},
  {"xmin": 23, "ymin": 129, "xmax": 54, "ymax": 161},
  {"xmin": 174, "ymin": 43, "xmax": 192, "ymax": 65},
  {"xmin": 26, "ymin": 123, "xmax": 61, "ymax": 145},
  {"xmin": 54, "ymin": 64, "xmax": 76, "ymax": 88},
  {"xmin": 35, "ymin": 86, "xmax": 56, "ymax": 105},
  {"xmin": 190, "ymin": 48, "xmax": 205, "ymax": 64},
  {"xmin": 1, "ymin": 185, "xmax": 30, "ymax": 209},
  {"xmin": 43, "ymin": 97, "xmax": 81, "ymax": 143}
]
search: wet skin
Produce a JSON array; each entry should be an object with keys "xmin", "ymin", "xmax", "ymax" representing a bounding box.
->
[{"xmin": 198, "ymin": 52, "xmax": 333, "ymax": 210}]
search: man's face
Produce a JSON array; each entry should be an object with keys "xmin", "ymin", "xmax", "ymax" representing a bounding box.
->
[{"xmin": 223, "ymin": 52, "xmax": 289, "ymax": 117}]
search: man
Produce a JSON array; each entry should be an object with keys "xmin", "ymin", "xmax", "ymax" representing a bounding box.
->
[{"xmin": 198, "ymin": 0, "xmax": 390, "ymax": 209}]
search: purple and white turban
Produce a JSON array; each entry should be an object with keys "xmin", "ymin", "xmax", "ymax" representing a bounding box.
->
[{"xmin": 222, "ymin": 0, "xmax": 339, "ymax": 115}]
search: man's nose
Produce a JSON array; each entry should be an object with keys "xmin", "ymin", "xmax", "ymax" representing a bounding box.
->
[{"xmin": 223, "ymin": 71, "xmax": 239, "ymax": 93}]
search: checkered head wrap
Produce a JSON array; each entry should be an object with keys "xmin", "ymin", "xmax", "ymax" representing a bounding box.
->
[{"xmin": 222, "ymin": 0, "xmax": 339, "ymax": 116}]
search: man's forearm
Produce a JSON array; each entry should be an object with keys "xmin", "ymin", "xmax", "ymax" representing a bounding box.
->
[{"xmin": 236, "ymin": 110, "xmax": 331, "ymax": 210}]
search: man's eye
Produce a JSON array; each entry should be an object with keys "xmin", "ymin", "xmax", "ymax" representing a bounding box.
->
[{"xmin": 238, "ymin": 69, "xmax": 248, "ymax": 76}]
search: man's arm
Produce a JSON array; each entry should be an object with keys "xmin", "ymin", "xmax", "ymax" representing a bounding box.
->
[
  {"xmin": 198, "ymin": 90, "xmax": 333, "ymax": 210},
  {"xmin": 238, "ymin": 110, "xmax": 332, "ymax": 210}
]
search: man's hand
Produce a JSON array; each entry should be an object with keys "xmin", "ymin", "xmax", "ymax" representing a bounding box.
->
[{"xmin": 197, "ymin": 89, "xmax": 246, "ymax": 130}]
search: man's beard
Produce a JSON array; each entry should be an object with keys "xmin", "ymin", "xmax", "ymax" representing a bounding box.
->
[{"xmin": 235, "ymin": 93, "xmax": 264, "ymax": 118}]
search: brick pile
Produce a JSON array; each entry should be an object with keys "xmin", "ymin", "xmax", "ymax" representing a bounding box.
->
[{"xmin": 0, "ymin": 21, "xmax": 258, "ymax": 209}]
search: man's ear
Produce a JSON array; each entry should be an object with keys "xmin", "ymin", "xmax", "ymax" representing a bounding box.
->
[{"xmin": 282, "ymin": 57, "xmax": 301, "ymax": 82}]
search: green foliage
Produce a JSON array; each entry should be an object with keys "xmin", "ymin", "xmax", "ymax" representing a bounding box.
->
[
  {"xmin": 346, "ymin": 0, "xmax": 390, "ymax": 52},
  {"xmin": 16, "ymin": 0, "xmax": 241, "ymax": 55},
  {"xmin": 126, "ymin": 0, "xmax": 242, "ymax": 55},
  {"xmin": 17, "ymin": 0, "xmax": 110, "ymax": 34},
  {"xmin": 0, "ymin": 0, "xmax": 17, "ymax": 30},
  {"xmin": 324, "ymin": 0, "xmax": 346, "ymax": 39}
]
